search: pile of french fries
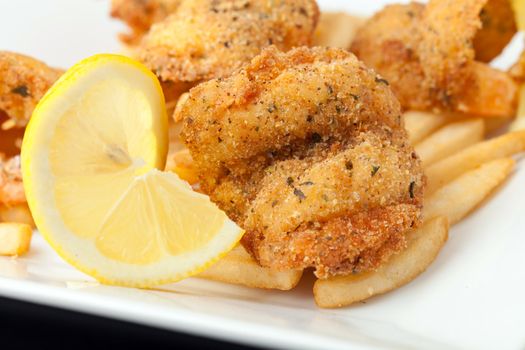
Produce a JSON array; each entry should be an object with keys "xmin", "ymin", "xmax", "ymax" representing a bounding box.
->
[{"xmin": 183, "ymin": 111, "xmax": 525, "ymax": 308}]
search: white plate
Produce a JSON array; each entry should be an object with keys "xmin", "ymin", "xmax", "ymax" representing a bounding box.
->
[{"xmin": 1, "ymin": 1, "xmax": 525, "ymax": 349}]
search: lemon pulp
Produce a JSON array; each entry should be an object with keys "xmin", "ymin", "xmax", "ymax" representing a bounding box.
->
[
  {"xmin": 513, "ymin": 0, "xmax": 525, "ymax": 29},
  {"xmin": 22, "ymin": 54, "xmax": 243, "ymax": 286}
]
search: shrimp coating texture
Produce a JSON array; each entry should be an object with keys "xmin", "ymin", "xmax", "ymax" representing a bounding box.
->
[
  {"xmin": 473, "ymin": 0, "xmax": 517, "ymax": 62},
  {"xmin": 0, "ymin": 51, "xmax": 62, "ymax": 129},
  {"xmin": 0, "ymin": 155, "xmax": 25, "ymax": 207},
  {"xmin": 0, "ymin": 52, "xmax": 60, "ymax": 209},
  {"xmin": 110, "ymin": 0, "xmax": 181, "ymax": 44},
  {"xmin": 351, "ymin": 0, "xmax": 517, "ymax": 118},
  {"xmin": 179, "ymin": 47, "xmax": 425, "ymax": 278},
  {"xmin": 139, "ymin": 0, "xmax": 319, "ymax": 101},
  {"xmin": 0, "ymin": 112, "xmax": 24, "ymax": 157}
]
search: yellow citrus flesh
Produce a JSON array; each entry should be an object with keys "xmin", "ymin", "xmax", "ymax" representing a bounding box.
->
[
  {"xmin": 21, "ymin": 55, "xmax": 243, "ymax": 287},
  {"xmin": 513, "ymin": 0, "xmax": 525, "ymax": 30}
]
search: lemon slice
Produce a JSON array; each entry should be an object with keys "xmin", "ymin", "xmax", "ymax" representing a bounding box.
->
[
  {"xmin": 513, "ymin": 0, "xmax": 525, "ymax": 29},
  {"xmin": 21, "ymin": 54, "xmax": 243, "ymax": 287}
]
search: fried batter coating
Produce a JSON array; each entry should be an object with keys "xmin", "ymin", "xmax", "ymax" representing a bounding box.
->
[
  {"xmin": 138, "ymin": 0, "xmax": 319, "ymax": 101},
  {"xmin": 0, "ymin": 112, "xmax": 24, "ymax": 157},
  {"xmin": 473, "ymin": 0, "xmax": 517, "ymax": 62},
  {"xmin": 0, "ymin": 155, "xmax": 24, "ymax": 207},
  {"xmin": 0, "ymin": 51, "xmax": 62, "ymax": 129},
  {"xmin": 110, "ymin": 0, "xmax": 181, "ymax": 44},
  {"xmin": 179, "ymin": 47, "xmax": 425, "ymax": 278},
  {"xmin": 351, "ymin": 0, "xmax": 517, "ymax": 118},
  {"xmin": 0, "ymin": 52, "xmax": 60, "ymax": 209}
]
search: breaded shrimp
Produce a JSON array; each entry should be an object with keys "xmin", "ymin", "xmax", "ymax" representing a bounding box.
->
[
  {"xmin": 351, "ymin": 0, "xmax": 517, "ymax": 118},
  {"xmin": 0, "ymin": 52, "xmax": 60, "ymax": 210},
  {"xmin": 110, "ymin": 0, "xmax": 182, "ymax": 44},
  {"xmin": 0, "ymin": 51, "xmax": 62, "ymax": 129},
  {"xmin": 0, "ymin": 155, "xmax": 25, "ymax": 207},
  {"xmin": 0, "ymin": 112, "xmax": 24, "ymax": 157},
  {"xmin": 178, "ymin": 46, "xmax": 425, "ymax": 278},
  {"xmin": 473, "ymin": 0, "xmax": 517, "ymax": 62},
  {"xmin": 139, "ymin": 0, "xmax": 319, "ymax": 102}
]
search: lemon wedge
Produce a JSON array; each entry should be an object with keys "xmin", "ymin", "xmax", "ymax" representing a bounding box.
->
[
  {"xmin": 21, "ymin": 54, "xmax": 243, "ymax": 287},
  {"xmin": 513, "ymin": 0, "xmax": 525, "ymax": 29}
]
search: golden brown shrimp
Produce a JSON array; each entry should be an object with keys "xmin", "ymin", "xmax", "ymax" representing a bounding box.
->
[
  {"xmin": 0, "ymin": 51, "xmax": 62, "ymax": 129},
  {"xmin": 473, "ymin": 0, "xmax": 517, "ymax": 62},
  {"xmin": 0, "ymin": 52, "xmax": 60, "ymax": 210},
  {"xmin": 0, "ymin": 111, "xmax": 24, "ymax": 157},
  {"xmin": 138, "ymin": 0, "xmax": 319, "ymax": 103},
  {"xmin": 351, "ymin": 0, "xmax": 517, "ymax": 118},
  {"xmin": 0, "ymin": 155, "xmax": 25, "ymax": 207},
  {"xmin": 178, "ymin": 46, "xmax": 425, "ymax": 278},
  {"xmin": 110, "ymin": 0, "xmax": 182, "ymax": 44}
]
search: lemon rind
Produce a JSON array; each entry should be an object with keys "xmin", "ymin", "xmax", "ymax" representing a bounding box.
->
[{"xmin": 21, "ymin": 55, "xmax": 243, "ymax": 287}]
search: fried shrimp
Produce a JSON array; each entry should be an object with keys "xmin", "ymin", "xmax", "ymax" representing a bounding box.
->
[
  {"xmin": 0, "ymin": 155, "xmax": 24, "ymax": 207},
  {"xmin": 351, "ymin": 0, "xmax": 518, "ymax": 118},
  {"xmin": 0, "ymin": 51, "xmax": 62, "ymax": 129},
  {"xmin": 0, "ymin": 112, "xmax": 24, "ymax": 157},
  {"xmin": 138, "ymin": 0, "xmax": 319, "ymax": 102},
  {"xmin": 110, "ymin": 0, "xmax": 181, "ymax": 44},
  {"xmin": 0, "ymin": 52, "xmax": 60, "ymax": 210},
  {"xmin": 473, "ymin": 0, "xmax": 517, "ymax": 62},
  {"xmin": 178, "ymin": 46, "xmax": 425, "ymax": 278}
]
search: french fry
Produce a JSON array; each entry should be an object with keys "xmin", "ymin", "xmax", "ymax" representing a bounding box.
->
[
  {"xmin": 510, "ymin": 85, "xmax": 525, "ymax": 131},
  {"xmin": 168, "ymin": 121, "xmax": 184, "ymax": 152},
  {"xmin": 165, "ymin": 117, "xmax": 200, "ymax": 184},
  {"xmin": 426, "ymin": 131, "xmax": 525, "ymax": 194},
  {"xmin": 313, "ymin": 12, "xmax": 366, "ymax": 49},
  {"xmin": 0, "ymin": 204, "xmax": 35, "ymax": 227},
  {"xmin": 166, "ymin": 149, "xmax": 199, "ymax": 185},
  {"xmin": 198, "ymin": 245, "xmax": 303, "ymax": 290},
  {"xmin": 172, "ymin": 92, "xmax": 189, "ymax": 123},
  {"xmin": 484, "ymin": 117, "xmax": 509, "ymax": 134},
  {"xmin": 0, "ymin": 222, "xmax": 32, "ymax": 256},
  {"xmin": 403, "ymin": 111, "xmax": 449, "ymax": 144},
  {"xmin": 313, "ymin": 217, "xmax": 448, "ymax": 308},
  {"xmin": 424, "ymin": 158, "xmax": 514, "ymax": 225},
  {"xmin": 415, "ymin": 119, "xmax": 484, "ymax": 167}
]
